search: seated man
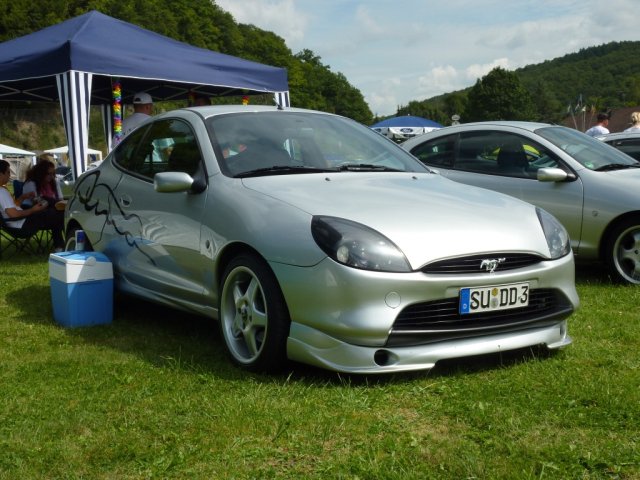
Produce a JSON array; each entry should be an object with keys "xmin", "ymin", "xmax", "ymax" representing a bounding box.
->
[{"xmin": 0, "ymin": 160, "xmax": 65, "ymax": 251}]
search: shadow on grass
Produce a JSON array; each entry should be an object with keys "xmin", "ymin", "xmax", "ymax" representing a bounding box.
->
[
  {"xmin": 575, "ymin": 262, "xmax": 615, "ymax": 285},
  {"xmin": 9, "ymin": 285, "xmax": 248, "ymax": 380},
  {"xmin": 7, "ymin": 261, "xmax": 590, "ymax": 386}
]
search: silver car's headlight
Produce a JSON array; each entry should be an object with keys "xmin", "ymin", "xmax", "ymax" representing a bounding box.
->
[
  {"xmin": 536, "ymin": 207, "xmax": 571, "ymax": 259},
  {"xmin": 311, "ymin": 216, "xmax": 411, "ymax": 272}
]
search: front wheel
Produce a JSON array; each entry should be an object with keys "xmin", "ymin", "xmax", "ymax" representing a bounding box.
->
[
  {"xmin": 219, "ymin": 253, "xmax": 290, "ymax": 372},
  {"xmin": 605, "ymin": 218, "xmax": 640, "ymax": 284}
]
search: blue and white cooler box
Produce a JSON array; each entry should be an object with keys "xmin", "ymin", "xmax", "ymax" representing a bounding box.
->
[{"xmin": 49, "ymin": 251, "xmax": 114, "ymax": 327}]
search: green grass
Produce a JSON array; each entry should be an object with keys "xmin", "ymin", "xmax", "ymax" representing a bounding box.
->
[{"xmin": 1, "ymin": 251, "xmax": 638, "ymax": 479}]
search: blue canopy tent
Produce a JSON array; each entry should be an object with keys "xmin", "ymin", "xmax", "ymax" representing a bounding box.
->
[
  {"xmin": 371, "ymin": 115, "xmax": 442, "ymax": 142},
  {"xmin": 0, "ymin": 10, "xmax": 290, "ymax": 178}
]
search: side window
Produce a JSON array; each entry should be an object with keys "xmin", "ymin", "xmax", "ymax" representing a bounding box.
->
[
  {"xmin": 114, "ymin": 119, "xmax": 201, "ymax": 179},
  {"xmin": 410, "ymin": 135, "xmax": 455, "ymax": 167},
  {"xmin": 457, "ymin": 131, "xmax": 558, "ymax": 179},
  {"xmin": 610, "ymin": 139, "xmax": 640, "ymax": 161},
  {"xmin": 113, "ymin": 126, "xmax": 149, "ymax": 172}
]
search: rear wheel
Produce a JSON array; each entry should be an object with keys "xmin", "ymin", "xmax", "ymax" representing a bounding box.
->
[
  {"xmin": 219, "ymin": 253, "xmax": 290, "ymax": 372},
  {"xmin": 605, "ymin": 218, "xmax": 640, "ymax": 284}
]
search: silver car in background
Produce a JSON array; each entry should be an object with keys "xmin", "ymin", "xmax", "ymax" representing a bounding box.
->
[
  {"xmin": 596, "ymin": 131, "xmax": 640, "ymax": 161},
  {"xmin": 65, "ymin": 107, "xmax": 578, "ymax": 374},
  {"xmin": 403, "ymin": 122, "xmax": 640, "ymax": 284}
]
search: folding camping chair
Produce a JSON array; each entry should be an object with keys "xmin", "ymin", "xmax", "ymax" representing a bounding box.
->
[
  {"xmin": 0, "ymin": 213, "xmax": 54, "ymax": 259},
  {"xmin": 1, "ymin": 180, "xmax": 53, "ymax": 256},
  {"xmin": 0, "ymin": 216, "xmax": 40, "ymax": 259}
]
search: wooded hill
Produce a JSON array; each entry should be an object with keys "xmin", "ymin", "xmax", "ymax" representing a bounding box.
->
[{"xmin": 396, "ymin": 41, "xmax": 640, "ymax": 126}]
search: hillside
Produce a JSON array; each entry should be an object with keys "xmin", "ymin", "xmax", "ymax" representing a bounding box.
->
[{"xmin": 395, "ymin": 41, "xmax": 640, "ymax": 126}]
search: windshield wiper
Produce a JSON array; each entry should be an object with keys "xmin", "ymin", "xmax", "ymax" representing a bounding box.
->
[
  {"xmin": 593, "ymin": 163, "xmax": 640, "ymax": 172},
  {"xmin": 235, "ymin": 165, "xmax": 334, "ymax": 178},
  {"xmin": 335, "ymin": 163, "xmax": 403, "ymax": 172}
]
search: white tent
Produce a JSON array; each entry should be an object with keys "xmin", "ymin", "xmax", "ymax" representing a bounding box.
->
[
  {"xmin": 0, "ymin": 143, "xmax": 35, "ymax": 157},
  {"xmin": 44, "ymin": 145, "xmax": 103, "ymax": 162},
  {"xmin": 0, "ymin": 143, "xmax": 36, "ymax": 180}
]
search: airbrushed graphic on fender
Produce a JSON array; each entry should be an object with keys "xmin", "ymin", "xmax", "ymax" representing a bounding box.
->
[{"xmin": 69, "ymin": 170, "xmax": 156, "ymax": 265}]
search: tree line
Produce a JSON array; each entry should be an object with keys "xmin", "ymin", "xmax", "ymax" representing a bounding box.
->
[{"xmin": 392, "ymin": 41, "xmax": 640, "ymax": 126}]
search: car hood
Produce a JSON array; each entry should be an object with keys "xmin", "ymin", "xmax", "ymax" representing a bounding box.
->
[{"xmin": 241, "ymin": 172, "xmax": 552, "ymax": 269}]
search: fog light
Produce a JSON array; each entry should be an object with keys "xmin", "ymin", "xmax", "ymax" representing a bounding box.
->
[{"xmin": 374, "ymin": 349, "xmax": 398, "ymax": 367}]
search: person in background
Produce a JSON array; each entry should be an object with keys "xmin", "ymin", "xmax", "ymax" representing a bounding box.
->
[
  {"xmin": 585, "ymin": 113, "xmax": 610, "ymax": 137},
  {"xmin": 194, "ymin": 95, "xmax": 211, "ymax": 106},
  {"xmin": 113, "ymin": 91, "xmax": 153, "ymax": 145},
  {"xmin": 624, "ymin": 112, "xmax": 640, "ymax": 132},
  {"xmin": 22, "ymin": 158, "xmax": 63, "ymax": 208},
  {"xmin": 0, "ymin": 159, "xmax": 65, "ymax": 251}
]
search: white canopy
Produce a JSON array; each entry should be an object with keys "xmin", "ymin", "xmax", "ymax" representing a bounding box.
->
[
  {"xmin": 0, "ymin": 143, "xmax": 35, "ymax": 156},
  {"xmin": 44, "ymin": 145, "xmax": 103, "ymax": 162}
]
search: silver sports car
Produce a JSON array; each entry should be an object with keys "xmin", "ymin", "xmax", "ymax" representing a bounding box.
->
[
  {"xmin": 65, "ymin": 107, "xmax": 578, "ymax": 374},
  {"xmin": 403, "ymin": 122, "xmax": 640, "ymax": 285}
]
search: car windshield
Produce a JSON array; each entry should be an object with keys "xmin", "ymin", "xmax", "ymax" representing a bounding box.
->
[
  {"xmin": 206, "ymin": 111, "xmax": 429, "ymax": 177},
  {"xmin": 536, "ymin": 126, "xmax": 639, "ymax": 170}
]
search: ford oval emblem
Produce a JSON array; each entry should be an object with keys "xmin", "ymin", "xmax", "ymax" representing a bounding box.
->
[{"xmin": 400, "ymin": 128, "xmax": 413, "ymax": 133}]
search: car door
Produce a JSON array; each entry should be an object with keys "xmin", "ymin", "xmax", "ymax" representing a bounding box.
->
[
  {"xmin": 107, "ymin": 117, "xmax": 210, "ymax": 305},
  {"xmin": 411, "ymin": 130, "xmax": 587, "ymax": 253}
]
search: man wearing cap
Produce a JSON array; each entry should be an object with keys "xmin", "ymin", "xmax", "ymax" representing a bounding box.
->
[
  {"xmin": 113, "ymin": 92, "xmax": 153, "ymax": 146},
  {"xmin": 585, "ymin": 113, "xmax": 610, "ymax": 137}
]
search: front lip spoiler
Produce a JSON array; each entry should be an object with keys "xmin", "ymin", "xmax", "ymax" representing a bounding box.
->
[{"xmin": 287, "ymin": 320, "xmax": 571, "ymax": 374}]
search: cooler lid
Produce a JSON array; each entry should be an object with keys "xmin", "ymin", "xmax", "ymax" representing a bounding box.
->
[{"xmin": 49, "ymin": 251, "xmax": 111, "ymax": 266}]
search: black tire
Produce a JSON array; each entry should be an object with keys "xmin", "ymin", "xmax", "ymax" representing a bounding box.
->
[
  {"xmin": 219, "ymin": 253, "xmax": 290, "ymax": 372},
  {"xmin": 605, "ymin": 217, "xmax": 640, "ymax": 284},
  {"xmin": 64, "ymin": 226, "xmax": 93, "ymax": 252}
]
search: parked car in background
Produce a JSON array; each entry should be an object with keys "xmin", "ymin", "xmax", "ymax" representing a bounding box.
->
[
  {"xmin": 65, "ymin": 107, "xmax": 578, "ymax": 374},
  {"xmin": 59, "ymin": 160, "xmax": 102, "ymax": 198},
  {"xmin": 55, "ymin": 165, "xmax": 70, "ymax": 179},
  {"xmin": 596, "ymin": 131, "xmax": 640, "ymax": 160},
  {"xmin": 402, "ymin": 121, "xmax": 640, "ymax": 284}
]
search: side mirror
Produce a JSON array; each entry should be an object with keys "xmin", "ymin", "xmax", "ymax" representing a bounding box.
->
[
  {"xmin": 537, "ymin": 167, "xmax": 575, "ymax": 182},
  {"xmin": 154, "ymin": 172, "xmax": 194, "ymax": 193}
]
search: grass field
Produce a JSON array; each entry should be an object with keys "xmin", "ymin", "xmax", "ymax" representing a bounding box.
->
[{"xmin": 1, "ymin": 250, "xmax": 638, "ymax": 479}]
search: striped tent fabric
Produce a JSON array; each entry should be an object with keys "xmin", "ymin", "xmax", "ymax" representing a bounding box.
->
[
  {"xmin": 274, "ymin": 91, "xmax": 291, "ymax": 108},
  {"xmin": 100, "ymin": 104, "xmax": 114, "ymax": 153},
  {"xmin": 56, "ymin": 71, "xmax": 93, "ymax": 177}
]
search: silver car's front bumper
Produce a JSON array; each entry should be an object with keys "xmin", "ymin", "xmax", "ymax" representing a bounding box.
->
[
  {"xmin": 287, "ymin": 320, "xmax": 571, "ymax": 373},
  {"xmin": 272, "ymin": 253, "xmax": 578, "ymax": 373}
]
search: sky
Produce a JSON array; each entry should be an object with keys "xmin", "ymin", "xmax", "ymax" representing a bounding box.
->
[{"xmin": 214, "ymin": 0, "xmax": 640, "ymax": 117}]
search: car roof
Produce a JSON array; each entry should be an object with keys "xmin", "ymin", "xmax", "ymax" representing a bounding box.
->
[
  {"xmin": 448, "ymin": 120, "xmax": 552, "ymax": 131},
  {"xmin": 182, "ymin": 104, "xmax": 336, "ymax": 118},
  {"xmin": 596, "ymin": 131, "xmax": 640, "ymax": 141},
  {"xmin": 401, "ymin": 120, "xmax": 558, "ymax": 147}
]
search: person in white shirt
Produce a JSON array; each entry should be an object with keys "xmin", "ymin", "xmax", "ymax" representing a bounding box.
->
[
  {"xmin": 623, "ymin": 111, "xmax": 640, "ymax": 132},
  {"xmin": 0, "ymin": 160, "xmax": 65, "ymax": 251},
  {"xmin": 585, "ymin": 113, "xmax": 610, "ymax": 137},
  {"xmin": 112, "ymin": 91, "xmax": 153, "ymax": 146}
]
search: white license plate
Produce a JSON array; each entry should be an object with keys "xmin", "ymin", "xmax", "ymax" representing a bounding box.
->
[{"xmin": 459, "ymin": 282, "xmax": 529, "ymax": 314}]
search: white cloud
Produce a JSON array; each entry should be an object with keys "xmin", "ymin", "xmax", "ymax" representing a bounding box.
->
[
  {"xmin": 465, "ymin": 58, "xmax": 510, "ymax": 82},
  {"xmin": 215, "ymin": 0, "xmax": 308, "ymax": 46}
]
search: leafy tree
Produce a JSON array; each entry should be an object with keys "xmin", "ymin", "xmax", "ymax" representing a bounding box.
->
[
  {"xmin": 463, "ymin": 67, "xmax": 536, "ymax": 122},
  {"xmin": 526, "ymin": 80, "xmax": 563, "ymax": 123}
]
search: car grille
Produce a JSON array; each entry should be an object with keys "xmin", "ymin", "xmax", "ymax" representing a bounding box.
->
[
  {"xmin": 422, "ymin": 253, "xmax": 543, "ymax": 274},
  {"xmin": 387, "ymin": 289, "xmax": 573, "ymax": 347}
]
